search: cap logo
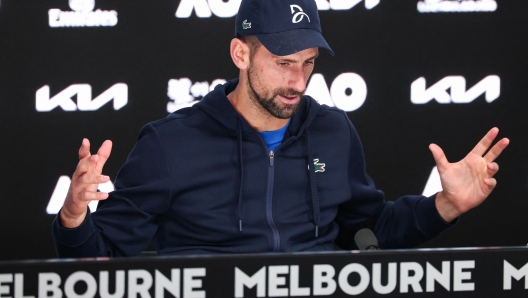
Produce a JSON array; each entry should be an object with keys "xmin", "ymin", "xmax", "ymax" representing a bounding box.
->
[
  {"xmin": 242, "ymin": 19, "xmax": 252, "ymax": 29},
  {"xmin": 290, "ymin": 5, "xmax": 310, "ymax": 24}
]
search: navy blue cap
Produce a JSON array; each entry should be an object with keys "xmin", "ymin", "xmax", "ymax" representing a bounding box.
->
[{"xmin": 235, "ymin": 0, "xmax": 334, "ymax": 56}]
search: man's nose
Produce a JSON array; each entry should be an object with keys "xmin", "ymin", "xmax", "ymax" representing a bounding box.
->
[{"xmin": 289, "ymin": 67, "xmax": 307, "ymax": 93}]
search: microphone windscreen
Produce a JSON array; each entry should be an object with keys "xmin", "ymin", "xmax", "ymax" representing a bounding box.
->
[{"xmin": 354, "ymin": 228, "xmax": 379, "ymax": 250}]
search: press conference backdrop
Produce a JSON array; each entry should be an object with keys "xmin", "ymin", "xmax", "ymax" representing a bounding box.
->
[{"xmin": 0, "ymin": 0, "xmax": 527, "ymax": 260}]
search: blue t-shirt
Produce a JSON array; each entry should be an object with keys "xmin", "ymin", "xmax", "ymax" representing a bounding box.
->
[{"xmin": 259, "ymin": 120, "xmax": 290, "ymax": 151}]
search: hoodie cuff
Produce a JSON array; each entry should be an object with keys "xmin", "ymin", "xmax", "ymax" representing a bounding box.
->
[
  {"xmin": 415, "ymin": 194, "xmax": 457, "ymax": 237},
  {"xmin": 52, "ymin": 208, "xmax": 95, "ymax": 247}
]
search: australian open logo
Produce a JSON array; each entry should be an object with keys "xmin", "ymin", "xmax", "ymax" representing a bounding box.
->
[
  {"xmin": 48, "ymin": 0, "xmax": 118, "ymax": 28},
  {"xmin": 290, "ymin": 5, "xmax": 310, "ymax": 23}
]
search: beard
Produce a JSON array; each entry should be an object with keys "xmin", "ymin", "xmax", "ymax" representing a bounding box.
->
[{"xmin": 246, "ymin": 64, "xmax": 304, "ymax": 119}]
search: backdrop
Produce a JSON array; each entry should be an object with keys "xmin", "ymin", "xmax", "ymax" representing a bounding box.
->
[{"xmin": 0, "ymin": 0, "xmax": 527, "ymax": 260}]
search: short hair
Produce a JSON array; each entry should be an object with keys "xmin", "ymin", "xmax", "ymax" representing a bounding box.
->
[{"xmin": 238, "ymin": 35, "xmax": 262, "ymax": 61}]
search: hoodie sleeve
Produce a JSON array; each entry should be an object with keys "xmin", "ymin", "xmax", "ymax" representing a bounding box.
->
[
  {"xmin": 334, "ymin": 115, "xmax": 453, "ymax": 249},
  {"xmin": 53, "ymin": 123, "xmax": 172, "ymax": 257}
]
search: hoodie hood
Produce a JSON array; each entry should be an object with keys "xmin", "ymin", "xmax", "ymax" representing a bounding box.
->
[{"xmin": 195, "ymin": 78, "xmax": 322, "ymax": 139}]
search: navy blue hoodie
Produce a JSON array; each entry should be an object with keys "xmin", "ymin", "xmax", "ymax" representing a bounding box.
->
[{"xmin": 53, "ymin": 79, "xmax": 451, "ymax": 257}]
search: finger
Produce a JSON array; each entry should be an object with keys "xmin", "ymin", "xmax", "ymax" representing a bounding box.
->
[
  {"xmin": 78, "ymin": 174, "xmax": 111, "ymax": 185},
  {"xmin": 483, "ymin": 138, "xmax": 510, "ymax": 163},
  {"xmin": 78, "ymin": 138, "xmax": 91, "ymax": 160},
  {"xmin": 483, "ymin": 177, "xmax": 497, "ymax": 189},
  {"xmin": 77, "ymin": 191, "xmax": 109, "ymax": 202},
  {"xmin": 470, "ymin": 127, "xmax": 499, "ymax": 157},
  {"xmin": 72, "ymin": 155, "xmax": 95, "ymax": 180},
  {"xmin": 486, "ymin": 162, "xmax": 499, "ymax": 176},
  {"xmin": 75, "ymin": 155, "xmax": 109, "ymax": 179},
  {"xmin": 429, "ymin": 143, "xmax": 449, "ymax": 171},
  {"xmin": 100, "ymin": 174, "xmax": 111, "ymax": 183},
  {"xmin": 94, "ymin": 140, "xmax": 113, "ymax": 173},
  {"xmin": 75, "ymin": 155, "xmax": 98, "ymax": 175}
]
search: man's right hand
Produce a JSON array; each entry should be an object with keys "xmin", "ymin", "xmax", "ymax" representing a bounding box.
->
[{"xmin": 60, "ymin": 138, "xmax": 113, "ymax": 229}]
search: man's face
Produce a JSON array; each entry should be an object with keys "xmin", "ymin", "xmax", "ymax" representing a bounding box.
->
[{"xmin": 246, "ymin": 45, "xmax": 318, "ymax": 119}]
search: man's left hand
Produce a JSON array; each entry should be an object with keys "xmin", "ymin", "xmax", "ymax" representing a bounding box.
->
[{"xmin": 430, "ymin": 127, "xmax": 509, "ymax": 223}]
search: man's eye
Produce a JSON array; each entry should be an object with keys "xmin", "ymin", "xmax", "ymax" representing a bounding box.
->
[
  {"xmin": 305, "ymin": 61, "xmax": 314, "ymax": 65},
  {"xmin": 279, "ymin": 62, "xmax": 289, "ymax": 67}
]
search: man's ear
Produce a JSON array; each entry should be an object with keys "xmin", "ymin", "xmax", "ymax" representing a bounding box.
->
[{"xmin": 230, "ymin": 38, "xmax": 251, "ymax": 70}]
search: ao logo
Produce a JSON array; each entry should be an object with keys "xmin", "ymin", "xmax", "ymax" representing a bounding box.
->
[
  {"xmin": 315, "ymin": 0, "xmax": 380, "ymax": 10},
  {"xmin": 411, "ymin": 75, "xmax": 500, "ymax": 104},
  {"xmin": 36, "ymin": 83, "xmax": 128, "ymax": 112},
  {"xmin": 46, "ymin": 176, "xmax": 114, "ymax": 214},
  {"xmin": 175, "ymin": 0, "xmax": 380, "ymax": 18},
  {"xmin": 306, "ymin": 73, "xmax": 367, "ymax": 112},
  {"xmin": 176, "ymin": 0, "xmax": 241, "ymax": 18}
]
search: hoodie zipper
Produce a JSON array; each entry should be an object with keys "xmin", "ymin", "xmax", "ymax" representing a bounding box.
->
[{"xmin": 266, "ymin": 150, "xmax": 281, "ymax": 252}]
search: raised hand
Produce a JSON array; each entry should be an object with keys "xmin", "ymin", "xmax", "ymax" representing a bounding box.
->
[
  {"xmin": 60, "ymin": 139, "xmax": 113, "ymax": 228},
  {"xmin": 430, "ymin": 128, "xmax": 509, "ymax": 222}
]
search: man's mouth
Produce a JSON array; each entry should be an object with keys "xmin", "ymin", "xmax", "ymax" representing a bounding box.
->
[{"xmin": 279, "ymin": 94, "xmax": 299, "ymax": 104}]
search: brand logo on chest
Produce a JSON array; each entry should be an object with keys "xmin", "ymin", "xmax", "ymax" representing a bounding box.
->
[{"xmin": 309, "ymin": 158, "xmax": 326, "ymax": 173}]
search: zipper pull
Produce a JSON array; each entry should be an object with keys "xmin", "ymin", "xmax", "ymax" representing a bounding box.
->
[{"xmin": 269, "ymin": 151, "xmax": 274, "ymax": 166}]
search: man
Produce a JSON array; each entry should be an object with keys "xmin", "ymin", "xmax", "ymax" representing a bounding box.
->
[{"xmin": 53, "ymin": 0, "xmax": 509, "ymax": 257}]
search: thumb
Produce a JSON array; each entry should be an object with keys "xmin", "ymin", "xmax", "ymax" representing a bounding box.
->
[{"xmin": 429, "ymin": 143, "xmax": 449, "ymax": 171}]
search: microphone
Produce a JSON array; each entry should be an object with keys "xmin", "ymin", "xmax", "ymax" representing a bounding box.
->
[{"xmin": 354, "ymin": 228, "xmax": 379, "ymax": 250}]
